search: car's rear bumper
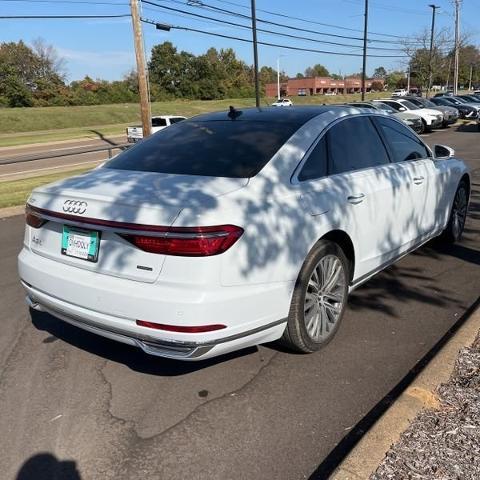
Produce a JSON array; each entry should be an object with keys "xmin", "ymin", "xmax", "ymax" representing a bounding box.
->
[{"xmin": 18, "ymin": 248, "xmax": 290, "ymax": 360}]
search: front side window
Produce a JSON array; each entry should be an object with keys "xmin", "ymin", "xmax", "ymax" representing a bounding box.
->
[
  {"xmin": 152, "ymin": 118, "xmax": 167, "ymax": 127},
  {"xmin": 380, "ymin": 101, "xmax": 402, "ymax": 112},
  {"xmin": 169, "ymin": 117, "xmax": 185, "ymax": 124},
  {"xmin": 375, "ymin": 117, "xmax": 430, "ymax": 162},
  {"xmin": 298, "ymin": 136, "xmax": 327, "ymax": 181},
  {"xmin": 327, "ymin": 116, "xmax": 390, "ymax": 175}
]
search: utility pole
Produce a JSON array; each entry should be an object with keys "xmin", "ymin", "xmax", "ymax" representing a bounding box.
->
[
  {"xmin": 453, "ymin": 0, "xmax": 461, "ymax": 95},
  {"xmin": 130, "ymin": 0, "xmax": 151, "ymax": 137},
  {"xmin": 427, "ymin": 4, "xmax": 440, "ymax": 98},
  {"xmin": 407, "ymin": 67, "xmax": 411, "ymax": 92},
  {"xmin": 361, "ymin": 0, "xmax": 369, "ymax": 101},
  {"xmin": 468, "ymin": 64, "xmax": 473, "ymax": 90},
  {"xmin": 250, "ymin": 0, "xmax": 260, "ymax": 107}
]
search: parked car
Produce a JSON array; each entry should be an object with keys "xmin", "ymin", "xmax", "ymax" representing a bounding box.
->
[
  {"xmin": 19, "ymin": 107, "xmax": 470, "ymax": 361},
  {"xmin": 374, "ymin": 99, "xmax": 443, "ymax": 132},
  {"xmin": 457, "ymin": 95, "xmax": 480, "ymax": 104},
  {"xmin": 347, "ymin": 101, "xmax": 423, "ymax": 133},
  {"xmin": 126, "ymin": 115, "xmax": 186, "ymax": 143},
  {"xmin": 391, "ymin": 89, "xmax": 408, "ymax": 97},
  {"xmin": 408, "ymin": 88, "xmax": 422, "ymax": 97},
  {"xmin": 434, "ymin": 91, "xmax": 454, "ymax": 97},
  {"xmin": 445, "ymin": 96, "xmax": 480, "ymax": 116},
  {"xmin": 430, "ymin": 97, "xmax": 478, "ymax": 120},
  {"xmin": 404, "ymin": 96, "xmax": 459, "ymax": 128},
  {"xmin": 272, "ymin": 98, "xmax": 293, "ymax": 107}
]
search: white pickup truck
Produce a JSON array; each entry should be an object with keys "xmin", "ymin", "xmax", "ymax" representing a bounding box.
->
[{"xmin": 126, "ymin": 115, "xmax": 186, "ymax": 143}]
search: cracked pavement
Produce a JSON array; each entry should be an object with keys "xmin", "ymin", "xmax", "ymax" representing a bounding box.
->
[{"xmin": 0, "ymin": 126, "xmax": 479, "ymax": 480}]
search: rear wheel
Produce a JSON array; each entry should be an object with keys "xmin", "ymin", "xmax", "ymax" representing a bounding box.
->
[
  {"xmin": 281, "ymin": 241, "xmax": 349, "ymax": 353},
  {"xmin": 440, "ymin": 181, "xmax": 468, "ymax": 243}
]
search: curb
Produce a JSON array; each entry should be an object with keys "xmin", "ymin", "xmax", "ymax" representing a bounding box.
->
[
  {"xmin": 330, "ymin": 304, "xmax": 480, "ymax": 480},
  {"xmin": 0, "ymin": 205, "xmax": 24, "ymax": 219}
]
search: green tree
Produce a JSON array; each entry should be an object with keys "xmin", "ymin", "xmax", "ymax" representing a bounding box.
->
[
  {"xmin": 304, "ymin": 64, "xmax": 329, "ymax": 77},
  {"xmin": 373, "ymin": 66, "xmax": 387, "ymax": 79}
]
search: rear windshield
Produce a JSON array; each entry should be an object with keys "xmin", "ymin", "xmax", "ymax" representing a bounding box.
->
[{"xmin": 106, "ymin": 120, "xmax": 300, "ymax": 178}]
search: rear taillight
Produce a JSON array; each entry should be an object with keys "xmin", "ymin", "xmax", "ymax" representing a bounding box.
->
[
  {"xmin": 136, "ymin": 320, "xmax": 226, "ymax": 333},
  {"xmin": 122, "ymin": 225, "xmax": 243, "ymax": 256},
  {"xmin": 25, "ymin": 204, "xmax": 46, "ymax": 229}
]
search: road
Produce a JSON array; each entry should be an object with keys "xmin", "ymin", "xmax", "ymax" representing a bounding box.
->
[
  {"xmin": 0, "ymin": 126, "xmax": 479, "ymax": 480},
  {"xmin": 0, "ymin": 135, "xmax": 125, "ymax": 182}
]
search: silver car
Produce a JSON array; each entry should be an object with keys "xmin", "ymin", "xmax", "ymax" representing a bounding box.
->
[{"xmin": 404, "ymin": 97, "xmax": 459, "ymax": 127}]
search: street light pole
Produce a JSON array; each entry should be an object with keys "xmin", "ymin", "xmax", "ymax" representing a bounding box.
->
[
  {"xmin": 427, "ymin": 4, "xmax": 440, "ymax": 98},
  {"xmin": 361, "ymin": 0, "xmax": 369, "ymax": 101},
  {"xmin": 250, "ymin": 0, "xmax": 260, "ymax": 107},
  {"xmin": 277, "ymin": 56, "xmax": 281, "ymax": 100}
]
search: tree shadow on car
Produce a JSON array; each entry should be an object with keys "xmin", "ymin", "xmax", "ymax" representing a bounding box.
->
[{"xmin": 30, "ymin": 309, "xmax": 257, "ymax": 376}]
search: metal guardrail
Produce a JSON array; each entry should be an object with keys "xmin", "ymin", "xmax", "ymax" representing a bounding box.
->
[{"xmin": 0, "ymin": 143, "xmax": 131, "ymax": 166}]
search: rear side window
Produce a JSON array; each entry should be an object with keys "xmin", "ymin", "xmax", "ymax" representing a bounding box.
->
[
  {"xmin": 375, "ymin": 117, "xmax": 430, "ymax": 162},
  {"xmin": 152, "ymin": 118, "xmax": 167, "ymax": 127},
  {"xmin": 298, "ymin": 136, "xmax": 327, "ymax": 181},
  {"xmin": 327, "ymin": 117, "xmax": 390, "ymax": 175},
  {"xmin": 106, "ymin": 120, "xmax": 300, "ymax": 178}
]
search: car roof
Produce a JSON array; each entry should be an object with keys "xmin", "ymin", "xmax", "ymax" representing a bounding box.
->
[{"xmin": 188, "ymin": 106, "xmax": 340, "ymax": 124}]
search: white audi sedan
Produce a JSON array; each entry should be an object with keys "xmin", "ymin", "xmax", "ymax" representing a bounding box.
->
[{"xmin": 18, "ymin": 107, "xmax": 470, "ymax": 361}]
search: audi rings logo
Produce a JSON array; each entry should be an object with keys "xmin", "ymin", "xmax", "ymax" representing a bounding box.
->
[{"xmin": 62, "ymin": 200, "xmax": 88, "ymax": 214}]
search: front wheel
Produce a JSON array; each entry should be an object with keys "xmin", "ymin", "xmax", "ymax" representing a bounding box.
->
[
  {"xmin": 439, "ymin": 181, "xmax": 468, "ymax": 243},
  {"xmin": 281, "ymin": 241, "xmax": 350, "ymax": 353}
]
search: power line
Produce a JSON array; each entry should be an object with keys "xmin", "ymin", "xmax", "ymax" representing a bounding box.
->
[
  {"xmin": 208, "ymin": 0, "xmax": 420, "ymax": 40},
  {"xmin": 1, "ymin": 0, "xmax": 127, "ymax": 4},
  {"xmin": 342, "ymin": 0, "xmax": 429, "ymax": 16},
  {"xmin": 141, "ymin": 0, "xmax": 405, "ymax": 51},
  {"xmin": 141, "ymin": 16, "xmax": 408, "ymax": 58},
  {"xmin": 189, "ymin": 0, "xmax": 435, "ymax": 46},
  {"xmin": 0, "ymin": 14, "xmax": 131, "ymax": 18}
]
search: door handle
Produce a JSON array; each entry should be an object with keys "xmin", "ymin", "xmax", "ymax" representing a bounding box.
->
[
  {"xmin": 413, "ymin": 176, "xmax": 425, "ymax": 185},
  {"xmin": 347, "ymin": 193, "xmax": 365, "ymax": 204}
]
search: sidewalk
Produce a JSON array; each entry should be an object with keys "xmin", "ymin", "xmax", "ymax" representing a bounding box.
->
[{"xmin": 331, "ymin": 303, "xmax": 480, "ymax": 480}]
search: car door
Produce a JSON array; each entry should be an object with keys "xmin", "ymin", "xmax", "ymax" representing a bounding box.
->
[
  {"xmin": 373, "ymin": 116, "xmax": 437, "ymax": 241},
  {"xmin": 296, "ymin": 115, "xmax": 410, "ymax": 281}
]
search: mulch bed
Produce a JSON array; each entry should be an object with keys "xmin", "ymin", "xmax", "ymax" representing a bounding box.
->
[{"xmin": 371, "ymin": 331, "xmax": 480, "ymax": 480}]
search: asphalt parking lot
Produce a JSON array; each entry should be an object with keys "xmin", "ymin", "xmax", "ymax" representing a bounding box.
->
[{"xmin": 0, "ymin": 123, "xmax": 479, "ymax": 480}]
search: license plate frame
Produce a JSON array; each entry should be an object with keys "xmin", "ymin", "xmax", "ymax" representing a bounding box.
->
[{"xmin": 61, "ymin": 225, "xmax": 100, "ymax": 263}]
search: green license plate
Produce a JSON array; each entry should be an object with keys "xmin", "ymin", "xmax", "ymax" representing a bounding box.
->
[{"xmin": 61, "ymin": 225, "xmax": 100, "ymax": 262}]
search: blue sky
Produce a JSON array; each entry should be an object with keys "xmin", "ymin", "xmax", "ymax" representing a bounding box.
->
[{"xmin": 1, "ymin": 0, "xmax": 479, "ymax": 81}]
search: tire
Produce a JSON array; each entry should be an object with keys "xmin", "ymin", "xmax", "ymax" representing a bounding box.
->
[
  {"xmin": 281, "ymin": 240, "xmax": 350, "ymax": 353},
  {"xmin": 418, "ymin": 119, "xmax": 426, "ymax": 134},
  {"xmin": 439, "ymin": 181, "xmax": 468, "ymax": 244}
]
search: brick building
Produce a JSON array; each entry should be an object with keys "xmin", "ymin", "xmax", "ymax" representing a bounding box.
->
[{"xmin": 265, "ymin": 76, "xmax": 385, "ymax": 97}]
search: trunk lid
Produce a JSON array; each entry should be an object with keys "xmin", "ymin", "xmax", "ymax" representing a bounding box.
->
[{"xmin": 27, "ymin": 168, "xmax": 248, "ymax": 283}]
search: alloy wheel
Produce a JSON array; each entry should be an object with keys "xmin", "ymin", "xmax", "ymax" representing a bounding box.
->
[
  {"xmin": 452, "ymin": 186, "xmax": 468, "ymax": 239},
  {"xmin": 304, "ymin": 255, "xmax": 346, "ymax": 342}
]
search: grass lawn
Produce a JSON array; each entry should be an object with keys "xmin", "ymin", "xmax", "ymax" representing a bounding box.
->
[
  {"xmin": 0, "ymin": 93, "xmax": 388, "ymax": 147},
  {"xmin": 0, "ymin": 167, "xmax": 91, "ymax": 209}
]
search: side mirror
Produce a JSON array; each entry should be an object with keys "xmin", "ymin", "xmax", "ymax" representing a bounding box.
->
[
  {"xmin": 434, "ymin": 144, "xmax": 455, "ymax": 159},
  {"xmin": 399, "ymin": 107, "xmax": 407, "ymax": 111}
]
